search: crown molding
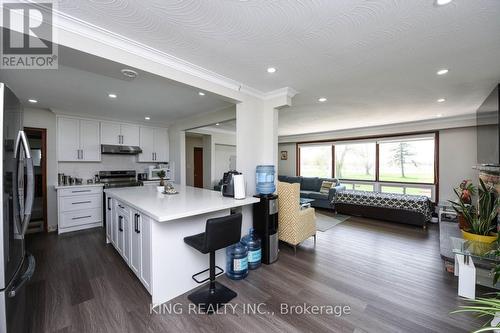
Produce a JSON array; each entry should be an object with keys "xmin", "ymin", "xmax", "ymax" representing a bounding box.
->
[
  {"xmin": 279, "ymin": 113, "xmax": 477, "ymax": 143},
  {"xmin": 264, "ymin": 87, "xmax": 298, "ymax": 100}
]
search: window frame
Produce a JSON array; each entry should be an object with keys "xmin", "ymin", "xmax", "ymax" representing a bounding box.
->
[{"xmin": 296, "ymin": 131, "xmax": 439, "ymax": 202}]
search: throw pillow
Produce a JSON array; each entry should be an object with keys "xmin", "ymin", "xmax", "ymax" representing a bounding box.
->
[{"xmin": 320, "ymin": 181, "xmax": 334, "ymax": 194}]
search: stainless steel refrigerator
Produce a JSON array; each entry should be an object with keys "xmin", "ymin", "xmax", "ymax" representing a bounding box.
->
[{"xmin": 0, "ymin": 83, "xmax": 35, "ymax": 333}]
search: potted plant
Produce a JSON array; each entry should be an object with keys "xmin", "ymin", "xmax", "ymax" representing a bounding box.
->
[
  {"xmin": 450, "ymin": 179, "xmax": 500, "ymax": 243},
  {"xmin": 157, "ymin": 170, "xmax": 166, "ymax": 186},
  {"xmin": 452, "ymin": 180, "xmax": 477, "ymax": 229},
  {"xmin": 451, "ymin": 293, "xmax": 500, "ymax": 332}
]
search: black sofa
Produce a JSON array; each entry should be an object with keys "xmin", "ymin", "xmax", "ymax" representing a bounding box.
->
[{"xmin": 277, "ymin": 175, "xmax": 346, "ymax": 209}]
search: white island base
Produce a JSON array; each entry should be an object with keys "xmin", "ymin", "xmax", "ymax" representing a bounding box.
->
[{"xmin": 104, "ymin": 184, "xmax": 259, "ymax": 305}]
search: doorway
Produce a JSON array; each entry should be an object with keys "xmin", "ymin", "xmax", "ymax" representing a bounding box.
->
[
  {"xmin": 24, "ymin": 127, "xmax": 47, "ymax": 233},
  {"xmin": 193, "ymin": 147, "xmax": 204, "ymax": 188}
]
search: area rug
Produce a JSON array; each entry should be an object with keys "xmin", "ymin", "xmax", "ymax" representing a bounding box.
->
[{"xmin": 315, "ymin": 212, "xmax": 350, "ymax": 232}]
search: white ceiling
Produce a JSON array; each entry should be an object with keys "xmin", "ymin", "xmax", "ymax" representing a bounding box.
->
[
  {"xmin": 0, "ymin": 45, "xmax": 233, "ymax": 125},
  {"xmin": 12, "ymin": 1, "xmax": 500, "ymax": 135}
]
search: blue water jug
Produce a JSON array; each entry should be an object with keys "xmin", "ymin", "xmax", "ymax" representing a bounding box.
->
[
  {"xmin": 226, "ymin": 242, "xmax": 249, "ymax": 280},
  {"xmin": 241, "ymin": 228, "xmax": 262, "ymax": 270},
  {"xmin": 256, "ymin": 165, "xmax": 275, "ymax": 195}
]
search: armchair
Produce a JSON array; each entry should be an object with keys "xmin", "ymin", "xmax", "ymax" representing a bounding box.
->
[{"xmin": 277, "ymin": 181, "xmax": 316, "ymax": 253}]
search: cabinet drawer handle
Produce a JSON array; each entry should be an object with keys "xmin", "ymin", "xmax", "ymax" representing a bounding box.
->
[
  {"xmin": 107, "ymin": 197, "xmax": 111, "ymax": 211},
  {"xmin": 119, "ymin": 216, "xmax": 123, "ymax": 232},
  {"xmin": 72, "ymin": 215, "xmax": 91, "ymax": 220},
  {"xmin": 134, "ymin": 213, "xmax": 141, "ymax": 233},
  {"xmin": 118, "ymin": 204, "xmax": 125, "ymax": 209},
  {"xmin": 72, "ymin": 190, "xmax": 91, "ymax": 193},
  {"xmin": 72, "ymin": 201, "xmax": 92, "ymax": 205}
]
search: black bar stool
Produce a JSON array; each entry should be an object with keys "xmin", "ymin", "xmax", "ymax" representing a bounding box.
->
[{"xmin": 183, "ymin": 212, "xmax": 242, "ymax": 313}]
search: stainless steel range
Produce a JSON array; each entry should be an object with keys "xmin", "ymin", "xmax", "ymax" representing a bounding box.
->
[{"xmin": 99, "ymin": 170, "xmax": 142, "ymax": 188}]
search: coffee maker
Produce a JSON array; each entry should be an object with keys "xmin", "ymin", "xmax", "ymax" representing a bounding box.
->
[{"xmin": 221, "ymin": 170, "xmax": 241, "ymax": 197}]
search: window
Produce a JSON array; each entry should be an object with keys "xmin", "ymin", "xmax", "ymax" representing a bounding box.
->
[
  {"xmin": 335, "ymin": 142, "xmax": 376, "ymax": 180},
  {"xmin": 381, "ymin": 185, "xmax": 432, "ymax": 198},
  {"xmin": 379, "ymin": 138, "xmax": 435, "ymax": 184},
  {"xmin": 299, "ymin": 145, "xmax": 332, "ymax": 178},
  {"xmin": 296, "ymin": 133, "xmax": 437, "ymax": 201}
]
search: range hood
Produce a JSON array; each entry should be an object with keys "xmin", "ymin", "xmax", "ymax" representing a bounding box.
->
[{"xmin": 101, "ymin": 145, "xmax": 143, "ymax": 155}]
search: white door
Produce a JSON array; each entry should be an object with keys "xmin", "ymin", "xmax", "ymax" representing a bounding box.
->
[
  {"xmin": 80, "ymin": 119, "xmax": 101, "ymax": 161},
  {"xmin": 130, "ymin": 212, "xmax": 141, "ymax": 275},
  {"xmin": 101, "ymin": 122, "xmax": 121, "ymax": 145},
  {"xmin": 57, "ymin": 117, "xmax": 80, "ymax": 161},
  {"xmin": 139, "ymin": 214, "xmax": 151, "ymax": 291},
  {"xmin": 154, "ymin": 128, "xmax": 169, "ymax": 162},
  {"xmin": 122, "ymin": 212, "xmax": 131, "ymax": 264},
  {"xmin": 121, "ymin": 124, "xmax": 140, "ymax": 146},
  {"xmin": 138, "ymin": 127, "xmax": 155, "ymax": 162}
]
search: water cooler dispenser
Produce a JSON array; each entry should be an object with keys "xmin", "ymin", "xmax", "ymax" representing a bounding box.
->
[{"xmin": 252, "ymin": 194, "xmax": 279, "ymax": 264}]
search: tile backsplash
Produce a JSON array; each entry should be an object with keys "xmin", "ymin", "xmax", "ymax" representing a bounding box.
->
[{"xmin": 58, "ymin": 155, "xmax": 156, "ymax": 181}]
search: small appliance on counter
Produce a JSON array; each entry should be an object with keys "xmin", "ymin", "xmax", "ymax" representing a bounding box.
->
[
  {"xmin": 137, "ymin": 172, "xmax": 148, "ymax": 181},
  {"xmin": 146, "ymin": 164, "xmax": 171, "ymax": 181},
  {"xmin": 252, "ymin": 194, "xmax": 279, "ymax": 264},
  {"xmin": 221, "ymin": 170, "xmax": 241, "ymax": 197}
]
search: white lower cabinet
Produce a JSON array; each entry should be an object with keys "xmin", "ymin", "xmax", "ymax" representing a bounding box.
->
[
  {"xmin": 56, "ymin": 185, "xmax": 103, "ymax": 234},
  {"xmin": 106, "ymin": 196, "xmax": 151, "ymax": 293}
]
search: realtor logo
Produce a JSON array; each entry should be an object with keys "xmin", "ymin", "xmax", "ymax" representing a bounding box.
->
[{"xmin": 1, "ymin": 1, "xmax": 58, "ymax": 69}]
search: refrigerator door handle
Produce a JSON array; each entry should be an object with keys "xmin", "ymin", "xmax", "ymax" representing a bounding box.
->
[
  {"xmin": 7, "ymin": 253, "xmax": 36, "ymax": 298},
  {"xmin": 14, "ymin": 131, "xmax": 34, "ymax": 237}
]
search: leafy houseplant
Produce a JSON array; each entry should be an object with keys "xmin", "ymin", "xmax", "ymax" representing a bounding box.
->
[
  {"xmin": 157, "ymin": 170, "xmax": 166, "ymax": 187},
  {"xmin": 451, "ymin": 293, "xmax": 500, "ymax": 332},
  {"xmin": 450, "ymin": 179, "xmax": 500, "ymax": 242}
]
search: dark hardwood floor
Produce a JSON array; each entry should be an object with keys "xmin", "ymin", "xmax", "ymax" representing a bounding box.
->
[{"xmin": 25, "ymin": 215, "xmax": 486, "ymax": 333}]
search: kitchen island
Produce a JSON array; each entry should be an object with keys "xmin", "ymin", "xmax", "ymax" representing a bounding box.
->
[{"xmin": 104, "ymin": 184, "xmax": 259, "ymax": 305}]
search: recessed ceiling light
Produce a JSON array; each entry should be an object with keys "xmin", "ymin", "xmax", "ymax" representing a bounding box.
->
[
  {"xmin": 436, "ymin": 114, "xmax": 443, "ymax": 118},
  {"xmin": 436, "ymin": 0, "xmax": 453, "ymax": 6},
  {"xmin": 198, "ymin": 92, "xmax": 205, "ymax": 96},
  {"xmin": 108, "ymin": 93, "xmax": 117, "ymax": 99},
  {"xmin": 437, "ymin": 98, "xmax": 446, "ymax": 103},
  {"xmin": 215, "ymin": 123, "xmax": 220, "ymax": 126},
  {"xmin": 145, "ymin": 116, "xmax": 151, "ymax": 120},
  {"xmin": 437, "ymin": 69, "xmax": 449, "ymax": 75},
  {"xmin": 28, "ymin": 99, "xmax": 38, "ymax": 103},
  {"xmin": 318, "ymin": 97, "xmax": 327, "ymax": 102},
  {"xmin": 267, "ymin": 67, "xmax": 277, "ymax": 73}
]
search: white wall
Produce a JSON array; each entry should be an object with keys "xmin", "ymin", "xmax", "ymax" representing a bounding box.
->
[
  {"xmin": 278, "ymin": 143, "xmax": 296, "ymax": 176},
  {"xmin": 214, "ymin": 144, "xmax": 237, "ymax": 184},
  {"xmin": 439, "ymin": 126, "xmax": 478, "ymax": 202},
  {"xmin": 23, "ymin": 107, "xmax": 58, "ymax": 231}
]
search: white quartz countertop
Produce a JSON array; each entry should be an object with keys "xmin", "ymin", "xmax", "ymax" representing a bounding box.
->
[
  {"xmin": 104, "ymin": 184, "xmax": 260, "ymax": 222},
  {"xmin": 54, "ymin": 183, "xmax": 105, "ymax": 190}
]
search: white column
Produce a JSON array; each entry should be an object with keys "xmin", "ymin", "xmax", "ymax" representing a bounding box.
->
[{"xmin": 235, "ymin": 89, "xmax": 296, "ymax": 230}]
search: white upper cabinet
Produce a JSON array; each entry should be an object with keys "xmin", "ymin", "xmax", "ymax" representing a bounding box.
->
[
  {"xmin": 138, "ymin": 127, "xmax": 169, "ymax": 162},
  {"xmin": 154, "ymin": 128, "xmax": 169, "ymax": 162},
  {"xmin": 100, "ymin": 122, "xmax": 121, "ymax": 145},
  {"xmin": 57, "ymin": 117, "xmax": 80, "ymax": 161},
  {"xmin": 120, "ymin": 124, "xmax": 140, "ymax": 146},
  {"xmin": 101, "ymin": 122, "xmax": 140, "ymax": 146},
  {"xmin": 79, "ymin": 120, "xmax": 101, "ymax": 161},
  {"xmin": 139, "ymin": 127, "xmax": 155, "ymax": 162},
  {"xmin": 57, "ymin": 116, "xmax": 101, "ymax": 162}
]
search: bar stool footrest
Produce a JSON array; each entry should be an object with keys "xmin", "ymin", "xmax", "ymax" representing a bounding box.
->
[{"xmin": 192, "ymin": 265, "xmax": 224, "ymax": 284}]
